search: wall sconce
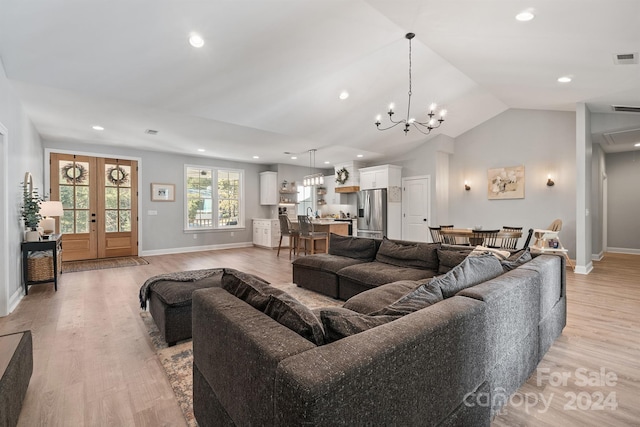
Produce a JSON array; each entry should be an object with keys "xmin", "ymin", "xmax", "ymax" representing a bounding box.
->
[
  {"xmin": 546, "ymin": 175, "xmax": 555, "ymax": 187},
  {"xmin": 464, "ymin": 180, "xmax": 471, "ymax": 191}
]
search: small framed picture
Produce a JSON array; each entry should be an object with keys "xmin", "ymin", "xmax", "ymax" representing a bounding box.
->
[{"xmin": 151, "ymin": 183, "xmax": 175, "ymax": 201}]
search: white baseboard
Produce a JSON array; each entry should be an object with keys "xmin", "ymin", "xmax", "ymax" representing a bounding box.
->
[
  {"xmin": 8, "ymin": 287, "xmax": 23, "ymax": 314},
  {"xmin": 574, "ymin": 261, "xmax": 593, "ymax": 275},
  {"xmin": 592, "ymin": 251, "xmax": 604, "ymax": 261},
  {"xmin": 606, "ymin": 247, "xmax": 640, "ymax": 255},
  {"xmin": 141, "ymin": 241, "xmax": 254, "ymax": 257}
]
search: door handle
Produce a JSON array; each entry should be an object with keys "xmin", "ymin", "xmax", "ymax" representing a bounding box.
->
[
  {"xmin": 91, "ymin": 219, "xmax": 96, "ymax": 223},
  {"xmin": 423, "ymin": 219, "xmax": 427, "ymax": 222}
]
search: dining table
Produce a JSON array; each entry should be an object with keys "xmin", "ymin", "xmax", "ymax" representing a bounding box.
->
[{"xmin": 439, "ymin": 228, "xmax": 522, "ymax": 246}]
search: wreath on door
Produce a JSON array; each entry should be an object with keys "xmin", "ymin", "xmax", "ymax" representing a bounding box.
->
[
  {"xmin": 335, "ymin": 167, "xmax": 349, "ymax": 185},
  {"xmin": 106, "ymin": 166, "xmax": 129, "ymax": 186}
]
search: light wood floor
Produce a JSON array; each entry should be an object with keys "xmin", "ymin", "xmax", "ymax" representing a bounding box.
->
[{"xmin": 0, "ymin": 249, "xmax": 638, "ymax": 426}]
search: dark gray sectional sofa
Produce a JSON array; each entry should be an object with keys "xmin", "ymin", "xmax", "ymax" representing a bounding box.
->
[
  {"xmin": 293, "ymin": 234, "xmax": 441, "ymax": 300},
  {"xmin": 192, "ymin": 236, "xmax": 566, "ymax": 426}
]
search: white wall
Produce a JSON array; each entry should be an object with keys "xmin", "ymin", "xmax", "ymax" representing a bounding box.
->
[
  {"xmin": 576, "ymin": 104, "xmax": 593, "ymax": 273},
  {"xmin": 606, "ymin": 151, "xmax": 640, "ymax": 254},
  {"xmin": 0, "ymin": 61, "xmax": 44, "ymax": 316},
  {"xmin": 591, "ymin": 143, "xmax": 606, "ymax": 258}
]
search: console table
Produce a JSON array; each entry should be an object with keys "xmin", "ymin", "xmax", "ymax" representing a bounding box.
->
[{"xmin": 21, "ymin": 234, "xmax": 62, "ymax": 295}]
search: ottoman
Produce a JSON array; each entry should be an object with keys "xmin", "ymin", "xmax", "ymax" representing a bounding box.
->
[
  {"xmin": 0, "ymin": 331, "xmax": 33, "ymax": 427},
  {"xmin": 148, "ymin": 271, "xmax": 223, "ymax": 346}
]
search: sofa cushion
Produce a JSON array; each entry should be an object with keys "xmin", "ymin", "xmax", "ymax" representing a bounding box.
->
[
  {"xmin": 436, "ymin": 253, "xmax": 505, "ymax": 298},
  {"xmin": 318, "ymin": 307, "xmax": 400, "ymax": 343},
  {"xmin": 342, "ymin": 280, "xmax": 423, "ymax": 314},
  {"xmin": 437, "ymin": 249, "xmax": 472, "ymax": 274},
  {"xmin": 375, "ymin": 237, "xmax": 440, "ymax": 270},
  {"xmin": 337, "ymin": 261, "xmax": 437, "ymax": 289},
  {"xmin": 148, "ymin": 271, "xmax": 224, "ymax": 307},
  {"xmin": 292, "ymin": 253, "xmax": 368, "ymax": 274},
  {"xmin": 372, "ymin": 281, "xmax": 444, "ymax": 316},
  {"xmin": 264, "ymin": 294, "xmax": 325, "ymax": 346},
  {"xmin": 328, "ymin": 233, "xmax": 378, "ymax": 260},
  {"xmin": 501, "ymin": 247, "xmax": 532, "ymax": 271},
  {"xmin": 221, "ymin": 269, "xmax": 325, "ymax": 345}
]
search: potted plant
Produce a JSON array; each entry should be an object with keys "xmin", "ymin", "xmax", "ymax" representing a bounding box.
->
[{"xmin": 22, "ymin": 187, "xmax": 43, "ymax": 241}]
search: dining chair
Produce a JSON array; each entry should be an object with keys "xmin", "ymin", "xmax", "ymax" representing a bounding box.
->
[
  {"xmin": 470, "ymin": 229, "xmax": 500, "ymax": 247},
  {"xmin": 499, "ymin": 226, "xmax": 522, "ymax": 250},
  {"xmin": 429, "ymin": 226, "xmax": 444, "ymax": 244},
  {"xmin": 439, "ymin": 225, "xmax": 459, "ymax": 245},
  {"xmin": 522, "ymin": 228, "xmax": 534, "ymax": 249},
  {"xmin": 277, "ymin": 214, "xmax": 299, "ymax": 259},
  {"xmin": 297, "ymin": 215, "xmax": 328, "ymax": 255}
]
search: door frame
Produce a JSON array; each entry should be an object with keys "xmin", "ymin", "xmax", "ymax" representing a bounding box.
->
[
  {"xmin": 45, "ymin": 148, "xmax": 143, "ymax": 255},
  {"xmin": 0, "ymin": 122, "xmax": 9, "ymax": 316},
  {"xmin": 401, "ymin": 175, "xmax": 431, "ymax": 241}
]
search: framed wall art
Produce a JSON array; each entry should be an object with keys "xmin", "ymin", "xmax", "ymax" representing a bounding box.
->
[
  {"xmin": 487, "ymin": 165, "xmax": 525, "ymax": 200},
  {"xmin": 151, "ymin": 183, "xmax": 175, "ymax": 201}
]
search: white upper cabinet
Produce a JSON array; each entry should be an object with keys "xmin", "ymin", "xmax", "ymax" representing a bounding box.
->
[
  {"xmin": 259, "ymin": 171, "xmax": 278, "ymax": 205},
  {"xmin": 359, "ymin": 165, "xmax": 402, "ymax": 190}
]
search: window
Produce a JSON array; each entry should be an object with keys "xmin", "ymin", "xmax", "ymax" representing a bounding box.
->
[{"xmin": 185, "ymin": 165, "xmax": 244, "ymax": 230}]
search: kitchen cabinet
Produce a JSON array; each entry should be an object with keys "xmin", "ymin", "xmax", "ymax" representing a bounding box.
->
[
  {"xmin": 260, "ymin": 172, "xmax": 278, "ymax": 205},
  {"xmin": 252, "ymin": 219, "xmax": 280, "ymax": 248},
  {"xmin": 358, "ymin": 165, "xmax": 402, "ymax": 190}
]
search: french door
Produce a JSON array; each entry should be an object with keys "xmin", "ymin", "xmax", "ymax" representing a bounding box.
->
[{"xmin": 50, "ymin": 153, "xmax": 138, "ymax": 261}]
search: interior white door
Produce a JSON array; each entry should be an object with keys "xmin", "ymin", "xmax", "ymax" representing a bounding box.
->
[{"xmin": 402, "ymin": 176, "xmax": 431, "ymax": 242}]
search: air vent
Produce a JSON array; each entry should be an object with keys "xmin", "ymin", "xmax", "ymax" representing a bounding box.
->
[
  {"xmin": 613, "ymin": 52, "xmax": 638, "ymax": 65},
  {"xmin": 611, "ymin": 105, "xmax": 640, "ymax": 113},
  {"xmin": 145, "ymin": 129, "xmax": 158, "ymax": 135}
]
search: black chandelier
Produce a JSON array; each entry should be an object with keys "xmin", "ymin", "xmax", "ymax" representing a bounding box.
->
[{"xmin": 375, "ymin": 33, "xmax": 447, "ymax": 136}]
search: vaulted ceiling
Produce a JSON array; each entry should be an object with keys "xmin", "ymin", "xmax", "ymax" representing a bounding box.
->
[{"xmin": 1, "ymin": 0, "xmax": 639, "ymax": 165}]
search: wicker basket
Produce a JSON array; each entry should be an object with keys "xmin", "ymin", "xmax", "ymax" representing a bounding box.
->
[{"xmin": 27, "ymin": 251, "xmax": 61, "ymax": 282}]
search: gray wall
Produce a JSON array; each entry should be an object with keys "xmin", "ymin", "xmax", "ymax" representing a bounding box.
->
[
  {"xmin": 390, "ymin": 109, "xmax": 577, "ymax": 256},
  {"xmin": 43, "ymin": 140, "xmax": 273, "ymax": 254},
  {"xmin": 606, "ymin": 151, "xmax": 640, "ymax": 253},
  {"xmin": 0, "ymin": 61, "xmax": 44, "ymax": 316}
]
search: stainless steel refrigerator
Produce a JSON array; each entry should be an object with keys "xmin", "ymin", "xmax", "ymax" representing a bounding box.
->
[{"xmin": 357, "ymin": 189, "xmax": 387, "ymax": 239}]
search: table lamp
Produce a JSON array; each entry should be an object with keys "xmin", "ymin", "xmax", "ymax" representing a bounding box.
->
[{"xmin": 39, "ymin": 201, "xmax": 64, "ymax": 235}]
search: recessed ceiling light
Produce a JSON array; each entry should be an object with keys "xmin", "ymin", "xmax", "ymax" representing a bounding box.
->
[
  {"xmin": 253, "ymin": 155, "xmax": 260, "ymax": 159},
  {"xmin": 515, "ymin": 11, "xmax": 535, "ymax": 21},
  {"xmin": 339, "ymin": 91, "xmax": 349, "ymax": 100},
  {"xmin": 356, "ymin": 154, "xmax": 364, "ymax": 158},
  {"xmin": 197, "ymin": 149, "xmax": 206, "ymax": 152},
  {"xmin": 291, "ymin": 156, "xmax": 297, "ymax": 160},
  {"xmin": 324, "ymin": 161, "xmax": 330, "ymax": 164},
  {"xmin": 92, "ymin": 125, "xmax": 104, "ymax": 131},
  {"xmin": 189, "ymin": 33, "xmax": 204, "ymax": 48},
  {"xmin": 557, "ymin": 76, "xmax": 572, "ymax": 83},
  {"xmin": 635, "ymin": 143, "xmax": 640, "ymax": 147}
]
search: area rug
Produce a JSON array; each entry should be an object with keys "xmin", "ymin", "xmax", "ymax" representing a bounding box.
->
[
  {"xmin": 62, "ymin": 256, "xmax": 149, "ymax": 273},
  {"xmin": 141, "ymin": 283, "xmax": 342, "ymax": 427}
]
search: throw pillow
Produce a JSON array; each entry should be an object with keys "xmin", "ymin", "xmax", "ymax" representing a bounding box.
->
[
  {"xmin": 328, "ymin": 233, "xmax": 377, "ymax": 260},
  {"xmin": 437, "ymin": 249, "xmax": 472, "ymax": 274},
  {"xmin": 221, "ymin": 268, "xmax": 274, "ymax": 311},
  {"xmin": 436, "ymin": 253, "xmax": 505, "ymax": 298},
  {"xmin": 501, "ymin": 247, "xmax": 532, "ymax": 271},
  {"xmin": 264, "ymin": 294, "xmax": 325, "ymax": 346},
  {"xmin": 222, "ymin": 269, "xmax": 325, "ymax": 345},
  {"xmin": 375, "ymin": 237, "xmax": 440, "ymax": 270},
  {"xmin": 372, "ymin": 281, "xmax": 444, "ymax": 316},
  {"xmin": 319, "ymin": 307, "xmax": 400, "ymax": 343}
]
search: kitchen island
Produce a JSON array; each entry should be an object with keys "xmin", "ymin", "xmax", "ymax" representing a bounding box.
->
[{"xmin": 291, "ymin": 218, "xmax": 350, "ymax": 253}]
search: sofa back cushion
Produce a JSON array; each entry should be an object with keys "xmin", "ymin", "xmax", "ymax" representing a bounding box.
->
[
  {"xmin": 328, "ymin": 233, "xmax": 378, "ymax": 260},
  {"xmin": 372, "ymin": 281, "xmax": 444, "ymax": 316},
  {"xmin": 375, "ymin": 237, "xmax": 440, "ymax": 270},
  {"xmin": 436, "ymin": 253, "xmax": 504, "ymax": 298},
  {"xmin": 221, "ymin": 269, "xmax": 325, "ymax": 345},
  {"xmin": 437, "ymin": 249, "xmax": 472, "ymax": 274}
]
